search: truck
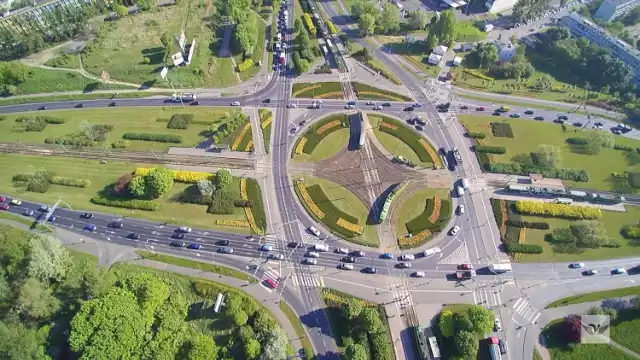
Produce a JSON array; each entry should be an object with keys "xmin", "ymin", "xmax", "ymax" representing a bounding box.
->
[
  {"xmin": 489, "ymin": 336, "xmax": 502, "ymax": 360},
  {"xmin": 490, "ymin": 263, "xmax": 512, "ymax": 273},
  {"xmin": 456, "ymin": 270, "xmax": 475, "ymax": 280},
  {"xmin": 452, "ymin": 147, "xmax": 462, "ymax": 164}
]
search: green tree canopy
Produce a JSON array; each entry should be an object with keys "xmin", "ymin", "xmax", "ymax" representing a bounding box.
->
[
  {"xmin": 358, "ymin": 13, "xmax": 377, "ymax": 36},
  {"xmin": 15, "ymin": 278, "xmax": 60, "ymax": 321},
  {"xmin": 358, "ymin": 307, "xmax": 382, "ymax": 333},
  {"xmin": 187, "ymin": 334, "xmax": 217, "ymax": 360},
  {"xmin": 466, "ymin": 305, "xmax": 494, "ymax": 335},
  {"xmin": 454, "ymin": 330, "xmax": 479, "ymax": 358},
  {"xmin": 0, "ymin": 320, "xmax": 50, "ymax": 360},
  {"xmin": 235, "ymin": 15, "xmax": 258, "ymax": 53},
  {"xmin": 408, "ymin": 9, "xmax": 429, "ymax": 31},
  {"xmin": 432, "ymin": 10, "xmax": 456, "ymax": 47},
  {"xmin": 439, "ymin": 309, "xmax": 454, "ymax": 337},
  {"xmin": 341, "ymin": 299, "xmax": 364, "ymax": 320},
  {"xmin": 215, "ymin": 169, "xmax": 233, "ymax": 189},
  {"xmin": 377, "ymin": 3, "xmax": 400, "ymax": 34},
  {"xmin": 345, "ymin": 343, "xmax": 368, "ymax": 360},
  {"xmin": 27, "ymin": 235, "xmax": 71, "ymax": 283},
  {"xmin": 530, "ymin": 144, "xmax": 562, "ymax": 168}
]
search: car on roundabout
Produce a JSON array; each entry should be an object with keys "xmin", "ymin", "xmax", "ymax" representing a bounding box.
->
[
  {"xmin": 510, "ymin": 113, "xmax": 521, "ymax": 118},
  {"xmin": 304, "ymin": 258, "xmax": 318, "ymax": 265},
  {"xmin": 170, "ymin": 241, "xmax": 186, "ymax": 247},
  {"xmin": 260, "ymin": 244, "xmax": 273, "ymax": 252},
  {"xmin": 11, "ymin": 199, "xmax": 22, "ymax": 206},
  {"xmin": 400, "ymin": 254, "xmax": 415, "ymax": 261},
  {"xmin": 534, "ymin": 116, "xmax": 545, "ymax": 121},
  {"xmin": 336, "ymin": 247, "xmax": 349, "ymax": 254},
  {"xmin": 381, "ymin": 253, "xmax": 393, "ymax": 259},
  {"xmin": 0, "ymin": 204, "xmax": 9, "ymax": 210},
  {"xmin": 366, "ymin": 101, "xmax": 375, "ymax": 105},
  {"xmin": 373, "ymin": 105, "xmax": 382, "ymax": 110},
  {"xmin": 23, "ymin": 210, "xmax": 34, "ymax": 217},
  {"xmin": 458, "ymin": 263, "xmax": 473, "ymax": 270},
  {"xmin": 570, "ymin": 262, "xmax": 584, "ymax": 269},
  {"xmin": 476, "ymin": 107, "xmax": 485, "ymax": 111},
  {"xmin": 353, "ymin": 250, "xmax": 365, "ymax": 257},
  {"xmin": 85, "ymin": 224, "xmax": 97, "ymax": 231},
  {"xmin": 340, "ymin": 263, "xmax": 354, "ymax": 270},
  {"xmin": 128, "ymin": 233, "xmax": 140, "ymax": 240},
  {"xmin": 449, "ymin": 226, "xmax": 461, "ymax": 236},
  {"xmin": 397, "ymin": 262, "xmax": 412, "ymax": 269},
  {"xmin": 269, "ymin": 253, "xmax": 285, "ymax": 260},
  {"xmin": 613, "ymin": 268, "xmax": 627, "ymax": 275},
  {"xmin": 413, "ymin": 271, "xmax": 426, "ymax": 278},
  {"xmin": 81, "ymin": 212, "xmax": 94, "ymax": 219},
  {"xmin": 583, "ymin": 269, "xmax": 598, "ymax": 276},
  {"xmin": 265, "ymin": 278, "xmax": 279, "ymax": 289},
  {"xmin": 172, "ymin": 233, "xmax": 185, "ymax": 240},
  {"xmin": 363, "ymin": 267, "xmax": 377, "ymax": 274},
  {"xmin": 524, "ymin": 109, "xmax": 534, "ymax": 115},
  {"xmin": 219, "ymin": 247, "xmax": 234, "ymax": 254},
  {"xmin": 342, "ymin": 256, "xmax": 356, "ymax": 263}
]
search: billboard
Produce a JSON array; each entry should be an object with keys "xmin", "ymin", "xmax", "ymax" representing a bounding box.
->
[
  {"xmin": 160, "ymin": 66, "xmax": 169, "ymax": 79},
  {"xmin": 178, "ymin": 31, "xmax": 186, "ymax": 51},
  {"xmin": 186, "ymin": 39, "xmax": 196, "ymax": 65},
  {"xmin": 171, "ymin": 52, "xmax": 184, "ymax": 67}
]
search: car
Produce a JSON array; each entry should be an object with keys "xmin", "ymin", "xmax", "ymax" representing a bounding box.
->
[
  {"xmin": 10, "ymin": 199, "xmax": 22, "ymax": 206},
  {"xmin": 458, "ymin": 264, "xmax": 473, "ymax": 270},
  {"xmin": 172, "ymin": 233, "xmax": 185, "ymax": 239},
  {"xmin": 594, "ymin": 122, "xmax": 603, "ymax": 127},
  {"xmin": 39, "ymin": 205, "xmax": 51, "ymax": 212},
  {"xmin": 81, "ymin": 212, "xmax": 94, "ymax": 218},
  {"xmin": 347, "ymin": 101, "xmax": 356, "ymax": 106},
  {"xmin": 553, "ymin": 118, "xmax": 565, "ymax": 123},
  {"xmin": 308, "ymin": 226, "xmax": 321, "ymax": 236},
  {"xmin": 217, "ymin": 240, "xmax": 230, "ymax": 246},
  {"xmin": 494, "ymin": 317, "xmax": 502, "ymax": 331},
  {"xmin": 373, "ymin": 105, "xmax": 382, "ymax": 110},
  {"xmin": 336, "ymin": 248, "xmax": 349, "ymax": 254},
  {"xmin": 460, "ymin": 105, "xmax": 468, "ymax": 110},
  {"xmin": 613, "ymin": 268, "xmax": 627, "ymax": 275},
  {"xmin": 457, "ymin": 205, "xmax": 465, "ymax": 215},
  {"xmin": 476, "ymin": 107, "xmax": 485, "ymax": 111},
  {"xmin": 492, "ymin": 111, "xmax": 501, "ymax": 116},
  {"xmin": 364, "ymin": 267, "xmax": 377, "ymax": 274},
  {"xmin": 304, "ymin": 258, "xmax": 318, "ymax": 265},
  {"xmin": 188, "ymin": 243, "xmax": 202, "ymax": 250},
  {"xmin": 558, "ymin": 115, "xmax": 569, "ymax": 121},
  {"xmin": 231, "ymin": 101, "xmax": 240, "ymax": 106},
  {"xmin": 290, "ymin": 127, "xmax": 297, "ymax": 134},
  {"xmin": 85, "ymin": 224, "xmax": 97, "ymax": 231},
  {"xmin": 570, "ymin": 262, "xmax": 585, "ymax": 269},
  {"xmin": 403, "ymin": 106, "xmax": 414, "ymax": 111},
  {"xmin": 415, "ymin": 125, "xmax": 424, "ymax": 131},
  {"xmin": 0, "ymin": 196, "xmax": 5, "ymax": 202},
  {"xmin": 366, "ymin": 101, "xmax": 375, "ymax": 105},
  {"xmin": 108, "ymin": 102, "xmax": 117, "ymax": 107},
  {"xmin": 288, "ymin": 241, "xmax": 302, "ymax": 248},
  {"xmin": 265, "ymin": 278, "xmax": 279, "ymax": 288},
  {"xmin": 287, "ymin": 103, "xmax": 297, "ymax": 108},
  {"xmin": 340, "ymin": 263, "xmax": 354, "ymax": 270},
  {"xmin": 342, "ymin": 256, "xmax": 356, "ymax": 263},
  {"xmin": 260, "ymin": 244, "xmax": 273, "ymax": 251},
  {"xmin": 398, "ymin": 262, "xmax": 412, "ymax": 269},
  {"xmin": 128, "ymin": 233, "xmax": 140, "ymax": 239},
  {"xmin": 381, "ymin": 253, "xmax": 393, "ymax": 259},
  {"xmin": 381, "ymin": 102, "xmax": 391, "ymax": 107},
  {"xmin": 178, "ymin": 226, "xmax": 192, "ymax": 233},
  {"xmin": 0, "ymin": 204, "xmax": 8, "ymax": 210},
  {"xmin": 219, "ymin": 247, "xmax": 234, "ymax": 254},
  {"xmin": 450, "ymin": 226, "xmax": 461, "ymax": 235},
  {"xmin": 413, "ymin": 103, "xmax": 422, "ymax": 108},
  {"xmin": 306, "ymin": 251, "xmax": 319, "ymax": 258},
  {"xmin": 109, "ymin": 221, "xmax": 123, "ymax": 228},
  {"xmin": 269, "ymin": 253, "xmax": 285, "ymax": 260},
  {"xmin": 353, "ymin": 250, "xmax": 365, "ymax": 257},
  {"xmin": 190, "ymin": 101, "xmax": 200, "ymax": 106},
  {"xmin": 534, "ymin": 116, "xmax": 544, "ymax": 121},
  {"xmin": 510, "ymin": 113, "xmax": 521, "ymax": 118},
  {"xmin": 413, "ymin": 271, "xmax": 426, "ymax": 277},
  {"xmin": 573, "ymin": 122, "xmax": 583, "ymax": 127},
  {"xmin": 498, "ymin": 340, "xmax": 507, "ymax": 355},
  {"xmin": 584, "ymin": 269, "xmax": 598, "ymax": 276},
  {"xmin": 171, "ymin": 241, "xmax": 186, "ymax": 247},
  {"xmin": 524, "ymin": 109, "xmax": 534, "ymax": 115},
  {"xmin": 345, "ymin": 104, "xmax": 355, "ymax": 109},
  {"xmin": 75, "ymin": 103, "xmax": 84, "ymax": 108},
  {"xmin": 23, "ymin": 210, "xmax": 34, "ymax": 216},
  {"xmin": 400, "ymin": 254, "xmax": 415, "ymax": 261},
  {"xmin": 38, "ymin": 106, "xmax": 47, "ymax": 110},
  {"xmin": 407, "ymin": 118, "xmax": 416, "ymax": 125},
  {"xmin": 299, "ymin": 120, "xmax": 307, "ymax": 126}
]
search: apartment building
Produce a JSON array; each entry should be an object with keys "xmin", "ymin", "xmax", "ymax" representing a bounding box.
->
[
  {"xmin": 560, "ymin": 12, "xmax": 640, "ymax": 81},
  {"xmin": 485, "ymin": 0, "xmax": 517, "ymax": 13},
  {"xmin": 594, "ymin": 0, "xmax": 640, "ymax": 22}
]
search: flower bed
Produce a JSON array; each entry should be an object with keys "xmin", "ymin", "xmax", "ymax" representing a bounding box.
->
[
  {"xmin": 379, "ymin": 121, "xmax": 398, "ymax": 131},
  {"xmin": 419, "ymin": 139, "xmax": 440, "ymax": 166},
  {"xmin": 216, "ymin": 219, "xmax": 250, "ymax": 227},
  {"xmin": 314, "ymin": 91, "xmax": 344, "ymax": 99},
  {"xmin": 337, "ymin": 217, "xmax": 364, "ymax": 235},
  {"xmin": 399, "ymin": 229, "xmax": 432, "ymax": 249},
  {"xmin": 296, "ymin": 114, "xmax": 349, "ymax": 155},
  {"xmin": 135, "ymin": 168, "xmax": 212, "ymax": 183},
  {"xmin": 295, "ymin": 137, "xmax": 307, "ymax": 155},
  {"xmin": 292, "ymin": 84, "xmax": 322, "ymax": 97},
  {"xmin": 316, "ymin": 120, "xmax": 341, "ymax": 135},
  {"xmin": 322, "ymin": 288, "xmax": 375, "ymax": 307},
  {"xmin": 231, "ymin": 123, "xmax": 252, "ymax": 151},
  {"xmin": 428, "ymin": 196, "xmax": 442, "ymax": 223},
  {"xmin": 240, "ymin": 178, "xmax": 264, "ymax": 235},
  {"xmin": 245, "ymin": 140, "xmax": 253, "ymax": 152},
  {"xmin": 355, "ymin": 90, "xmax": 406, "ymax": 102},
  {"xmin": 500, "ymin": 200, "xmax": 508, "ymax": 238},
  {"xmin": 261, "ymin": 116, "xmax": 273, "ymax": 129},
  {"xmin": 296, "ymin": 180, "xmax": 325, "ymax": 219},
  {"xmin": 376, "ymin": 115, "xmax": 438, "ymax": 165}
]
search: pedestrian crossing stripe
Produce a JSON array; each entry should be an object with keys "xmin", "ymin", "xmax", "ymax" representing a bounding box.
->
[
  {"xmin": 291, "ymin": 273, "xmax": 324, "ymax": 288},
  {"xmin": 512, "ymin": 297, "xmax": 540, "ymax": 323}
]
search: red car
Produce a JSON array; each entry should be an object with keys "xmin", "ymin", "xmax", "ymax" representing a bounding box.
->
[
  {"xmin": 458, "ymin": 264, "xmax": 473, "ymax": 270},
  {"xmin": 265, "ymin": 279, "xmax": 279, "ymax": 289},
  {"xmin": 0, "ymin": 196, "xmax": 5, "ymax": 202},
  {"xmin": 0, "ymin": 204, "xmax": 9, "ymax": 210},
  {"xmin": 476, "ymin": 107, "xmax": 485, "ymax": 111}
]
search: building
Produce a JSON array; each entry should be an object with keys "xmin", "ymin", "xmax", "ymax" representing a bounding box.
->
[
  {"xmin": 428, "ymin": 53, "xmax": 443, "ymax": 65},
  {"xmin": 452, "ymin": 56, "xmax": 462, "ymax": 66},
  {"xmin": 433, "ymin": 45, "xmax": 448, "ymax": 56},
  {"xmin": 0, "ymin": 0, "xmax": 89, "ymax": 36},
  {"xmin": 559, "ymin": 12, "xmax": 640, "ymax": 82},
  {"xmin": 494, "ymin": 40, "xmax": 516, "ymax": 62},
  {"xmin": 594, "ymin": 0, "xmax": 640, "ymax": 22},
  {"xmin": 485, "ymin": 0, "xmax": 517, "ymax": 13}
]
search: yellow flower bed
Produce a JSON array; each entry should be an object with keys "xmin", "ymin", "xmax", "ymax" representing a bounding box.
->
[
  {"xmin": 499, "ymin": 200, "xmax": 508, "ymax": 237},
  {"xmin": 380, "ymin": 121, "xmax": 398, "ymax": 130},
  {"xmin": 245, "ymin": 140, "xmax": 253, "ymax": 152},
  {"xmin": 216, "ymin": 220, "xmax": 250, "ymax": 228},
  {"xmin": 315, "ymin": 91, "xmax": 344, "ymax": 99},
  {"xmin": 356, "ymin": 90, "xmax": 405, "ymax": 101},
  {"xmin": 231, "ymin": 123, "xmax": 251, "ymax": 150},
  {"xmin": 419, "ymin": 139, "xmax": 439, "ymax": 164},
  {"xmin": 134, "ymin": 168, "xmax": 212, "ymax": 183},
  {"xmin": 316, "ymin": 120, "xmax": 341, "ymax": 135},
  {"xmin": 399, "ymin": 229, "xmax": 431, "ymax": 247},
  {"xmin": 292, "ymin": 84, "xmax": 322, "ymax": 97},
  {"xmin": 428, "ymin": 196, "xmax": 442, "ymax": 223},
  {"xmin": 336, "ymin": 218, "xmax": 364, "ymax": 235},
  {"xmin": 322, "ymin": 291, "xmax": 375, "ymax": 307},
  {"xmin": 515, "ymin": 227, "xmax": 527, "ymax": 261},
  {"xmin": 295, "ymin": 137, "xmax": 307, "ymax": 155},
  {"xmin": 296, "ymin": 180, "xmax": 325, "ymax": 219},
  {"xmin": 261, "ymin": 116, "xmax": 273, "ymax": 129}
]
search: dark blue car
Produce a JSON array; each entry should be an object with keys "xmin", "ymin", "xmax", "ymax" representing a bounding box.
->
[{"xmin": 381, "ymin": 253, "xmax": 393, "ymax": 259}]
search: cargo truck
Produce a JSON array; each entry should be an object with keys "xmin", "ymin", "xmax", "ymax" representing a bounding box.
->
[{"xmin": 490, "ymin": 263, "xmax": 512, "ymax": 273}]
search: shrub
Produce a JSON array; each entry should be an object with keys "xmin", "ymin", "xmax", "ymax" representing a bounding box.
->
[
  {"xmin": 504, "ymin": 243, "xmax": 543, "ymax": 254},
  {"xmin": 467, "ymin": 132, "xmax": 486, "ymax": 139},
  {"xmin": 234, "ymin": 199, "xmax": 253, "ymax": 207},
  {"xmin": 50, "ymin": 176, "xmax": 91, "ymax": 188},
  {"xmin": 237, "ymin": 58, "xmax": 254, "ymax": 72},
  {"xmin": 90, "ymin": 196, "xmax": 159, "ymax": 211},
  {"xmin": 490, "ymin": 122, "xmax": 513, "ymax": 138},
  {"xmin": 12, "ymin": 173, "xmax": 32, "ymax": 182},
  {"xmin": 463, "ymin": 68, "xmax": 494, "ymax": 81},
  {"xmin": 208, "ymin": 189, "xmax": 236, "ymax": 214},
  {"xmin": 614, "ymin": 144, "xmax": 633, "ymax": 151},
  {"xmin": 122, "ymin": 133, "xmax": 183, "ymax": 143},
  {"xmin": 25, "ymin": 117, "xmax": 48, "ymax": 132},
  {"xmin": 505, "ymin": 220, "xmax": 550, "ymax": 230},
  {"xmin": 167, "ymin": 114, "xmax": 194, "ymax": 129},
  {"xmin": 514, "ymin": 200, "xmax": 601, "ymax": 219},
  {"xmin": 622, "ymin": 225, "xmax": 640, "ymax": 239},
  {"xmin": 0, "ymin": 116, "xmax": 5, "ymax": 121},
  {"xmin": 38, "ymin": 116, "xmax": 65, "ymax": 124},
  {"xmin": 475, "ymin": 145, "xmax": 506, "ymax": 154},
  {"xmin": 487, "ymin": 162, "xmax": 590, "ymax": 182},
  {"xmin": 113, "ymin": 173, "xmax": 133, "ymax": 194},
  {"xmin": 566, "ymin": 137, "xmax": 587, "ymax": 145},
  {"xmin": 111, "ymin": 140, "xmax": 130, "ymax": 148}
]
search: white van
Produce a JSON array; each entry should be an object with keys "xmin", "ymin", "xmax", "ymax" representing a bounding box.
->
[
  {"xmin": 277, "ymin": 33, "xmax": 282, "ymax": 41},
  {"xmin": 461, "ymin": 178, "xmax": 470, "ymax": 190},
  {"xmin": 314, "ymin": 243, "xmax": 329, "ymax": 252},
  {"xmin": 423, "ymin": 247, "xmax": 441, "ymax": 256},
  {"xmin": 456, "ymin": 186, "xmax": 465, "ymax": 197}
]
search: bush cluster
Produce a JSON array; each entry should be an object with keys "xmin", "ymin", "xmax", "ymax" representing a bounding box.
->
[
  {"xmin": 234, "ymin": 200, "xmax": 253, "ymax": 207},
  {"xmin": 614, "ymin": 144, "xmax": 633, "ymax": 151},
  {"xmin": 467, "ymin": 132, "xmax": 486, "ymax": 139},
  {"xmin": 208, "ymin": 189, "xmax": 235, "ymax": 215},
  {"xmin": 122, "ymin": 133, "xmax": 183, "ymax": 143},
  {"xmin": 25, "ymin": 117, "xmax": 48, "ymax": 132},
  {"xmin": 90, "ymin": 196, "xmax": 159, "ymax": 211},
  {"xmin": 487, "ymin": 162, "xmax": 590, "ymax": 182},
  {"xmin": 566, "ymin": 137, "xmax": 587, "ymax": 145},
  {"xmin": 514, "ymin": 200, "xmax": 602, "ymax": 219},
  {"xmin": 167, "ymin": 114, "xmax": 194, "ymax": 129},
  {"xmin": 463, "ymin": 68, "xmax": 494, "ymax": 81},
  {"xmin": 505, "ymin": 220, "xmax": 550, "ymax": 230},
  {"xmin": 490, "ymin": 122, "xmax": 514, "ymax": 138},
  {"xmin": 622, "ymin": 225, "xmax": 640, "ymax": 239},
  {"xmin": 111, "ymin": 140, "xmax": 130, "ymax": 149},
  {"xmin": 191, "ymin": 120, "xmax": 215, "ymax": 126},
  {"xmin": 504, "ymin": 243, "xmax": 543, "ymax": 254},
  {"xmin": 50, "ymin": 176, "xmax": 91, "ymax": 188},
  {"xmin": 475, "ymin": 145, "xmax": 506, "ymax": 154}
]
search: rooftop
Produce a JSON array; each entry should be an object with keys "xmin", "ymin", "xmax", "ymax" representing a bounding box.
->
[{"xmin": 563, "ymin": 12, "xmax": 640, "ymax": 61}]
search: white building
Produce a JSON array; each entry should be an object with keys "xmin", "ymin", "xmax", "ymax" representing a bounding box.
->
[
  {"xmin": 494, "ymin": 40, "xmax": 516, "ymax": 62},
  {"xmin": 433, "ymin": 45, "xmax": 448, "ymax": 56},
  {"xmin": 453, "ymin": 56, "xmax": 463, "ymax": 66},
  {"xmin": 594, "ymin": 0, "xmax": 640, "ymax": 22},
  {"xmin": 428, "ymin": 53, "xmax": 443, "ymax": 65},
  {"xmin": 485, "ymin": 0, "xmax": 517, "ymax": 13}
]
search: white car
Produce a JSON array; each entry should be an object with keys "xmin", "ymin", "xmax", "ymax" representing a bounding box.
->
[
  {"xmin": 340, "ymin": 263, "xmax": 354, "ymax": 270},
  {"xmin": 336, "ymin": 248, "xmax": 349, "ymax": 254},
  {"xmin": 178, "ymin": 226, "xmax": 192, "ymax": 233},
  {"xmin": 306, "ymin": 251, "xmax": 320, "ymax": 258},
  {"xmin": 494, "ymin": 317, "xmax": 502, "ymax": 331},
  {"xmin": 269, "ymin": 253, "xmax": 285, "ymax": 260},
  {"xmin": 287, "ymin": 103, "xmax": 297, "ymax": 108},
  {"xmin": 231, "ymin": 101, "xmax": 240, "ymax": 106},
  {"xmin": 304, "ymin": 258, "xmax": 318, "ymax": 265},
  {"xmin": 457, "ymin": 205, "xmax": 465, "ymax": 215},
  {"xmin": 260, "ymin": 244, "xmax": 273, "ymax": 251},
  {"xmin": 400, "ymin": 254, "xmax": 415, "ymax": 261},
  {"xmin": 366, "ymin": 101, "xmax": 375, "ymax": 105},
  {"xmin": 449, "ymin": 226, "xmax": 461, "ymax": 236},
  {"xmin": 398, "ymin": 262, "xmax": 412, "ymax": 269},
  {"xmin": 308, "ymin": 226, "xmax": 320, "ymax": 236},
  {"xmin": 413, "ymin": 271, "xmax": 426, "ymax": 278}
]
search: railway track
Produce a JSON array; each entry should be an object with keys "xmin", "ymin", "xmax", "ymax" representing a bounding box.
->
[{"xmin": 0, "ymin": 142, "xmax": 255, "ymax": 170}]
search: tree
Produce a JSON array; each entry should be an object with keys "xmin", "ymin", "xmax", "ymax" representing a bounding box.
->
[
  {"xmin": 215, "ymin": 169, "xmax": 233, "ymax": 189},
  {"xmin": 425, "ymin": 33, "xmax": 437, "ymax": 51},
  {"xmin": 467, "ymin": 305, "xmax": 494, "ymax": 335},
  {"xmin": 377, "ymin": 3, "xmax": 400, "ymax": 34},
  {"xmin": 258, "ymin": 327, "xmax": 288, "ymax": 360},
  {"xmin": 0, "ymin": 61, "xmax": 29, "ymax": 94},
  {"xmin": 217, "ymin": 0, "xmax": 251, "ymax": 22},
  {"xmin": 294, "ymin": 18, "xmax": 303, "ymax": 34},
  {"xmin": 0, "ymin": 320, "xmax": 50, "ymax": 360},
  {"xmin": 570, "ymin": 221, "xmax": 608, "ymax": 248},
  {"xmin": 196, "ymin": 179, "xmax": 214, "ymax": 196},
  {"xmin": 25, "ymin": 167, "xmax": 51, "ymax": 193},
  {"xmin": 15, "ymin": 278, "xmax": 61, "ymax": 320},
  {"xmin": 408, "ymin": 9, "xmax": 429, "ymax": 30},
  {"xmin": 160, "ymin": 32, "xmax": 171, "ymax": 61},
  {"xmin": 235, "ymin": 16, "xmax": 258, "ymax": 53},
  {"xmin": 358, "ymin": 13, "xmax": 376, "ymax": 36},
  {"xmin": 187, "ymin": 334, "xmax": 217, "ymax": 360},
  {"xmin": 341, "ymin": 299, "xmax": 363, "ymax": 320},
  {"xmin": 129, "ymin": 175, "xmax": 147, "ymax": 197},
  {"xmin": 351, "ymin": 0, "xmax": 378, "ymax": 19},
  {"xmin": 584, "ymin": 131, "xmax": 615, "ymax": 155},
  {"xmin": 296, "ymin": 28, "xmax": 310, "ymax": 50},
  {"xmin": 243, "ymin": 338, "xmax": 261, "ymax": 360},
  {"xmin": 28, "ymin": 234, "xmax": 71, "ymax": 283},
  {"xmin": 530, "ymin": 144, "xmax": 562, "ymax": 168},
  {"xmin": 114, "ymin": 4, "xmax": 128, "ymax": 17},
  {"xmin": 453, "ymin": 312, "xmax": 474, "ymax": 332},
  {"xmin": 512, "ymin": 0, "xmax": 551, "ymax": 23},
  {"xmin": 252, "ymin": 310, "xmax": 278, "ymax": 340},
  {"xmin": 144, "ymin": 167, "xmax": 174, "ymax": 198},
  {"xmin": 603, "ymin": 307, "xmax": 618, "ymax": 321},
  {"xmin": 535, "ymin": 75, "xmax": 553, "ymax": 90},
  {"xmin": 562, "ymin": 314, "xmax": 582, "ymax": 343},
  {"xmin": 454, "ymin": 330, "xmax": 479, "ymax": 358},
  {"xmin": 471, "ymin": 43, "xmax": 498, "ymax": 69},
  {"xmin": 345, "ymin": 343, "xmax": 368, "ymax": 360},
  {"xmin": 137, "ymin": 0, "xmax": 157, "ymax": 11},
  {"xmin": 439, "ymin": 309, "xmax": 454, "ymax": 337},
  {"xmin": 358, "ymin": 307, "xmax": 382, "ymax": 333},
  {"xmin": 432, "ymin": 10, "xmax": 456, "ymax": 47}
]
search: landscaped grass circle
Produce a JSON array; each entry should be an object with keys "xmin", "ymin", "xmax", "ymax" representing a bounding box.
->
[{"xmin": 292, "ymin": 113, "xmax": 350, "ymax": 162}]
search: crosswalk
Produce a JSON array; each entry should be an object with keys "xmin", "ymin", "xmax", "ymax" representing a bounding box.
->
[
  {"xmin": 392, "ymin": 284, "xmax": 413, "ymax": 310},
  {"xmin": 474, "ymin": 283, "xmax": 503, "ymax": 309},
  {"xmin": 512, "ymin": 297, "xmax": 541, "ymax": 324},
  {"xmin": 262, "ymin": 268, "xmax": 281, "ymax": 284},
  {"xmin": 290, "ymin": 272, "xmax": 324, "ymax": 288}
]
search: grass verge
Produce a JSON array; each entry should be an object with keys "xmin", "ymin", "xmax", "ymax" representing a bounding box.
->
[
  {"xmin": 545, "ymin": 286, "xmax": 640, "ymax": 308},
  {"xmin": 292, "ymin": 82, "xmax": 344, "ymax": 99},
  {"xmin": 352, "ymin": 82, "xmax": 413, "ymax": 101},
  {"xmin": 0, "ymin": 211, "xmax": 52, "ymax": 232},
  {"xmin": 279, "ymin": 301, "xmax": 315, "ymax": 360},
  {"xmin": 0, "ymin": 91, "xmax": 174, "ymax": 106},
  {"xmin": 135, "ymin": 250, "xmax": 257, "ymax": 283}
]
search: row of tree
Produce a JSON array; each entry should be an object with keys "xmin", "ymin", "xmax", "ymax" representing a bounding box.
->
[
  {"xmin": 438, "ymin": 305, "xmax": 495, "ymax": 359},
  {"xmin": 215, "ymin": 0, "xmax": 260, "ymax": 56}
]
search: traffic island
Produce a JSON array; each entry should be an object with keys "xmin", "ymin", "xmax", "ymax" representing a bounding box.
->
[
  {"xmin": 291, "ymin": 81, "xmax": 413, "ymax": 101},
  {"xmin": 392, "ymin": 188, "xmax": 452, "ymax": 249},
  {"xmin": 292, "ymin": 113, "xmax": 350, "ymax": 162}
]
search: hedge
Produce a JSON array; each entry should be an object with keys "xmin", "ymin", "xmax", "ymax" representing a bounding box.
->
[
  {"xmin": 122, "ymin": 133, "xmax": 183, "ymax": 143},
  {"xmin": 463, "ymin": 68, "xmax": 494, "ymax": 81},
  {"xmin": 376, "ymin": 116, "xmax": 438, "ymax": 165},
  {"xmin": 490, "ymin": 122, "xmax": 513, "ymax": 138},
  {"xmin": 622, "ymin": 225, "xmax": 640, "ymax": 239},
  {"xmin": 486, "ymin": 162, "xmax": 589, "ymax": 182},
  {"xmin": 297, "ymin": 114, "xmax": 349, "ymax": 155},
  {"xmin": 514, "ymin": 200, "xmax": 601, "ymax": 219},
  {"xmin": 90, "ymin": 196, "xmax": 159, "ymax": 211},
  {"xmin": 566, "ymin": 137, "xmax": 587, "ymax": 145},
  {"xmin": 303, "ymin": 13, "xmax": 316, "ymax": 33},
  {"xmin": 614, "ymin": 144, "xmax": 633, "ymax": 151},
  {"xmin": 505, "ymin": 220, "xmax": 550, "ymax": 230},
  {"xmin": 467, "ymin": 132, "xmax": 486, "ymax": 139},
  {"xmin": 135, "ymin": 168, "xmax": 213, "ymax": 183},
  {"xmin": 50, "ymin": 176, "xmax": 91, "ymax": 188},
  {"xmin": 167, "ymin": 114, "xmax": 194, "ymax": 129},
  {"xmin": 475, "ymin": 145, "xmax": 506, "ymax": 154},
  {"xmin": 504, "ymin": 243, "xmax": 543, "ymax": 254}
]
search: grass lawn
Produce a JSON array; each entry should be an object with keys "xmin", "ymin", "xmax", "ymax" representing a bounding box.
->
[
  {"xmin": 14, "ymin": 67, "xmax": 134, "ymax": 95},
  {"xmin": 0, "ymin": 154, "xmax": 251, "ymax": 233},
  {"xmin": 234, "ymin": 12, "xmax": 267, "ymax": 82},
  {"xmin": 534, "ymin": 348, "xmax": 543, "ymax": 360},
  {"xmin": 369, "ymin": 115, "xmax": 432, "ymax": 168},
  {"xmin": 455, "ymin": 20, "xmax": 487, "ymax": 42},
  {"xmin": 394, "ymin": 187, "xmax": 450, "ymax": 239},
  {"xmin": 352, "ymin": 82, "xmax": 413, "ymax": 101},
  {"xmin": 350, "ymin": 42, "xmax": 402, "ymax": 85},
  {"xmin": 0, "ymin": 90, "xmax": 175, "ymax": 106},
  {"xmin": 0, "ymin": 107, "xmax": 234, "ymax": 151},
  {"xmin": 44, "ymin": 53, "xmax": 80, "ymax": 69},
  {"xmin": 459, "ymin": 115, "xmax": 640, "ymax": 191},
  {"xmin": 279, "ymin": 301, "xmax": 315, "ymax": 360},
  {"xmin": 297, "ymin": 175, "xmax": 380, "ymax": 247},
  {"xmin": 292, "ymin": 128, "xmax": 350, "ymax": 162},
  {"xmin": 546, "ymin": 286, "xmax": 640, "ymax": 308},
  {"xmin": 292, "ymin": 82, "xmax": 344, "ymax": 99},
  {"xmin": 82, "ymin": 2, "xmax": 241, "ymax": 88}
]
